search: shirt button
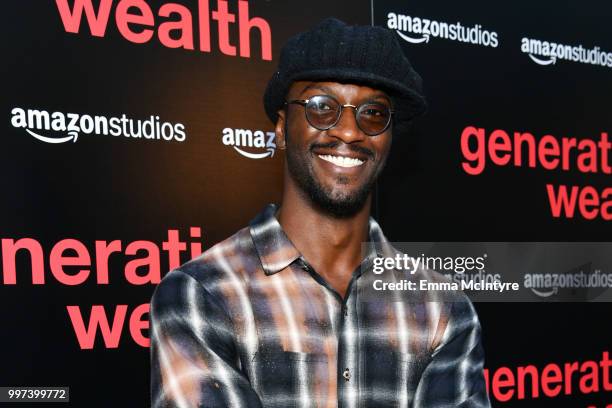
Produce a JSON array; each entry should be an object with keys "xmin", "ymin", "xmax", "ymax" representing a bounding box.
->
[{"xmin": 343, "ymin": 368, "xmax": 351, "ymax": 381}]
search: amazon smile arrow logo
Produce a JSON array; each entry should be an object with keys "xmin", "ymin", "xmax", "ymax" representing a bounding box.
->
[
  {"xmin": 396, "ymin": 30, "xmax": 429, "ymax": 44},
  {"xmin": 529, "ymin": 286, "xmax": 558, "ymax": 297},
  {"xmin": 528, "ymin": 54, "xmax": 557, "ymax": 65},
  {"xmin": 25, "ymin": 129, "xmax": 79, "ymax": 143},
  {"xmin": 233, "ymin": 146, "xmax": 275, "ymax": 159}
]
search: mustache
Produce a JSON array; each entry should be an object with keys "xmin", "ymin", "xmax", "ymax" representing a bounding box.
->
[{"xmin": 309, "ymin": 141, "xmax": 375, "ymax": 159}]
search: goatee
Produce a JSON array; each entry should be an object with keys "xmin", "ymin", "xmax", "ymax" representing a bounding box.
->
[{"xmin": 285, "ymin": 139, "xmax": 378, "ymax": 218}]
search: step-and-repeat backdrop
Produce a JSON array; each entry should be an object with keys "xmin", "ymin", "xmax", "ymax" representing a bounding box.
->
[{"xmin": 2, "ymin": 1, "xmax": 610, "ymax": 406}]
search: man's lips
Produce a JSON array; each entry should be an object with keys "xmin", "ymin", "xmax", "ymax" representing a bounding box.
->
[
  {"xmin": 317, "ymin": 154, "xmax": 365, "ymax": 168},
  {"xmin": 310, "ymin": 142, "xmax": 374, "ymax": 169},
  {"xmin": 311, "ymin": 141, "xmax": 373, "ymax": 158}
]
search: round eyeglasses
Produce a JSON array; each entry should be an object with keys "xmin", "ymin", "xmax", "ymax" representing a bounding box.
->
[{"xmin": 285, "ymin": 95, "xmax": 394, "ymax": 136}]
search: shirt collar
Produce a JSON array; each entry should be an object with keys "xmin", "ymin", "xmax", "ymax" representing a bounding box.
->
[{"xmin": 249, "ymin": 204, "xmax": 396, "ymax": 276}]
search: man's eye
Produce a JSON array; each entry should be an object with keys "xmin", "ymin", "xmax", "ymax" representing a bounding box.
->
[
  {"xmin": 315, "ymin": 102, "xmax": 333, "ymax": 110},
  {"xmin": 363, "ymin": 108, "xmax": 384, "ymax": 117}
]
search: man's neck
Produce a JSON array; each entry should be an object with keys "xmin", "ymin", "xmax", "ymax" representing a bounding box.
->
[{"xmin": 276, "ymin": 182, "xmax": 371, "ymax": 298}]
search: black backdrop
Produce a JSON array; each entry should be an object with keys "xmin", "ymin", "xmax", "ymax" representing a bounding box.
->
[
  {"xmin": 374, "ymin": 1, "xmax": 611, "ymax": 407},
  {"xmin": 1, "ymin": 1, "xmax": 610, "ymax": 407}
]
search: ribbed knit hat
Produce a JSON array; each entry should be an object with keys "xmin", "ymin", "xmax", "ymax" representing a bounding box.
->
[{"xmin": 263, "ymin": 18, "xmax": 427, "ymax": 126}]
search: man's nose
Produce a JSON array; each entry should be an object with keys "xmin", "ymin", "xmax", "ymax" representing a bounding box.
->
[{"xmin": 326, "ymin": 106, "xmax": 366, "ymax": 143}]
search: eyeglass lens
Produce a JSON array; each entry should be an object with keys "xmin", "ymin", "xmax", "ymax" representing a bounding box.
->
[{"xmin": 304, "ymin": 95, "xmax": 391, "ymax": 136}]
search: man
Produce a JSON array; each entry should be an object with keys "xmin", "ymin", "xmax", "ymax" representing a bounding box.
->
[{"xmin": 151, "ymin": 18, "xmax": 490, "ymax": 407}]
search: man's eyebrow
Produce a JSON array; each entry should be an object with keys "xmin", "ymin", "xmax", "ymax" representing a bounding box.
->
[
  {"xmin": 370, "ymin": 93, "xmax": 392, "ymax": 103},
  {"xmin": 298, "ymin": 84, "xmax": 335, "ymax": 97},
  {"xmin": 297, "ymin": 84, "xmax": 392, "ymax": 105}
]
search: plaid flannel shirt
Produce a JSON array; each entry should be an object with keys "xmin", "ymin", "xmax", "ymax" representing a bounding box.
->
[{"xmin": 151, "ymin": 204, "xmax": 490, "ymax": 407}]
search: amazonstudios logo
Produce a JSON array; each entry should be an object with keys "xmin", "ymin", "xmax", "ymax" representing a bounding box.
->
[
  {"xmin": 387, "ymin": 12, "xmax": 498, "ymax": 48},
  {"xmin": 520, "ymin": 37, "xmax": 612, "ymax": 68},
  {"xmin": 9, "ymin": 107, "xmax": 186, "ymax": 144},
  {"xmin": 221, "ymin": 127, "xmax": 276, "ymax": 159}
]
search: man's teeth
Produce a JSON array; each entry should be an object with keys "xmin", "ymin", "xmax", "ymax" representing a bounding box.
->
[{"xmin": 318, "ymin": 154, "xmax": 364, "ymax": 168}]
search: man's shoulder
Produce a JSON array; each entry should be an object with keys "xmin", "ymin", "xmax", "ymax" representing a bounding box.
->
[{"xmin": 159, "ymin": 224, "xmax": 260, "ymax": 292}]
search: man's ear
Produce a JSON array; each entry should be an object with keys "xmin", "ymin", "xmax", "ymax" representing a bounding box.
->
[{"xmin": 275, "ymin": 110, "xmax": 287, "ymax": 150}]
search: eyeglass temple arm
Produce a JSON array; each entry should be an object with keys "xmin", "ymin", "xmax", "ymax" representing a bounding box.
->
[{"xmin": 285, "ymin": 100, "xmax": 309, "ymax": 106}]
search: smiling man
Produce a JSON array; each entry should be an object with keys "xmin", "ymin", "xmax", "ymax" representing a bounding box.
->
[{"xmin": 151, "ymin": 18, "xmax": 490, "ymax": 408}]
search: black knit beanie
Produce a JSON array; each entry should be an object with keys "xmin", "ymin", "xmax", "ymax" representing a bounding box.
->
[{"xmin": 263, "ymin": 18, "xmax": 427, "ymax": 128}]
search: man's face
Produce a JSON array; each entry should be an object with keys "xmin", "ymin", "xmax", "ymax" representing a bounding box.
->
[{"xmin": 277, "ymin": 81, "xmax": 393, "ymax": 217}]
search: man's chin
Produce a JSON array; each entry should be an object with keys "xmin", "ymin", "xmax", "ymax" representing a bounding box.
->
[
  {"xmin": 287, "ymin": 158, "xmax": 373, "ymax": 217},
  {"xmin": 308, "ymin": 187, "xmax": 371, "ymax": 218}
]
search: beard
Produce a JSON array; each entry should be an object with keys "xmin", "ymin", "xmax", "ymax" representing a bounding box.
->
[{"xmin": 285, "ymin": 132, "xmax": 382, "ymax": 218}]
